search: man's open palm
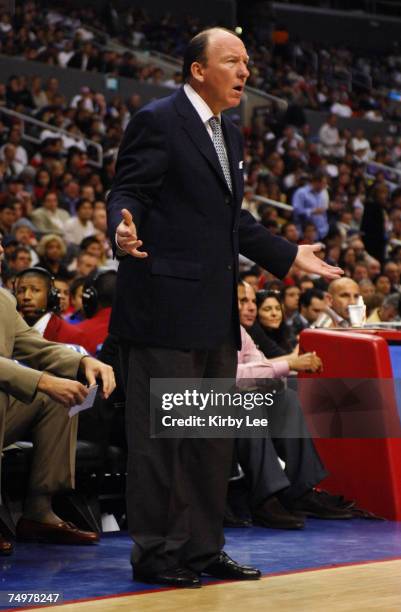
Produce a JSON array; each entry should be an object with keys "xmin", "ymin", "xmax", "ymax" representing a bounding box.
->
[{"xmin": 116, "ymin": 208, "xmax": 148, "ymax": 258}]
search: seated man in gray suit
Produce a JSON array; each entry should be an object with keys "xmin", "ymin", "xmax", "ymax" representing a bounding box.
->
[{"xmin": 0, "ymin": 237, "xmax": 115, "ymax": 556}]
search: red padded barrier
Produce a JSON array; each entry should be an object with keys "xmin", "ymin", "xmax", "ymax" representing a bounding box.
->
[{"xmin": 299, "ymin": 328, "xmax": 401, "ymax": 520}]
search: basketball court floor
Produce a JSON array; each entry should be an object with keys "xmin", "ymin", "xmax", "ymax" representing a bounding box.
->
[{"xmin": 2, "ymin": 519, "xmax": 401, "ymax": 611}]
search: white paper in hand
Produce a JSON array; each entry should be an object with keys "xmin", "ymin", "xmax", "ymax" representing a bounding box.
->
[{"xmin": 69, "ymin": 385, "xmax": 98, "ymax": 418}]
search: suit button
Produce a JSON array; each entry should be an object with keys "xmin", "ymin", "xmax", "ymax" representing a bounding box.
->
[
  {"xmin": 225, "ymin": 196, "xmax": 231, "ymax": 204},
  {"xmin": 227, "ymin": 264, "xmax": 232, "ymax": 271}
]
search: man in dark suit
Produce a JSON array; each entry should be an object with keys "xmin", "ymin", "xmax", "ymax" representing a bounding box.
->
[{"xmin": 107, "ymin": 27, "xmax": 342, "ymax": 588}]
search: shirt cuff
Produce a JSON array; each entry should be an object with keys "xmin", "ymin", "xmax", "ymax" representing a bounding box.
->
[
  {"xmin": 115, "ymin": 232, "xmax": 128, "ymax": 257},
  {"xmin": 271, "ymin": 360, "xmax": 290, "ymax": 378}
]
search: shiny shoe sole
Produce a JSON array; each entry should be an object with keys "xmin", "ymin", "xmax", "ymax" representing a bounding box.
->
[{"xmin": 133, "ymin": 571, "xmax": 202, "ymax": 588}]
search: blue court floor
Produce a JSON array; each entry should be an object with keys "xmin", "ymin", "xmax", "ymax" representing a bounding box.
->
[{"xmin": 1, "ymin": 519, "xmax": 401, "ymax": 608}]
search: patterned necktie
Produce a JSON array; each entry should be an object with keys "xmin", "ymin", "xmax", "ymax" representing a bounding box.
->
[{"xmin": 209, "ymin": 116, "xmax": 232, "ymax": 192}]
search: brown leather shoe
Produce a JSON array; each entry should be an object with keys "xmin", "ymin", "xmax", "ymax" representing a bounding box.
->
[
  {"xmin": 16, "ymin": 518, "xmax": 99, "ymax": 545},
  {"xmin": 0, "ymin": 533, "xmax": 13, "ymax": 556}
]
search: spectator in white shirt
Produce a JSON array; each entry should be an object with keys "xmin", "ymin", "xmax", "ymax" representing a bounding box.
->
[
  {"xmin": 64, "ymin": 199, "xmax": 95, "ymax": 245},
  {"xmin": 319, "ymin": 114, "xmax": 343, "ymax": 158}
]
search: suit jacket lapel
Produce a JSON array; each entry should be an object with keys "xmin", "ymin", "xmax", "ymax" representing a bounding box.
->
[{"xmin": 174, "ymin": 89, "xmax": 232, "ymax": 195}]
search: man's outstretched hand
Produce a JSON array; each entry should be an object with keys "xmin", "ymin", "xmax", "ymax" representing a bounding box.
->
[
  {"xmin": 294, "ymin": 244, "xmax": 343, "ymax": 280},
  {"xmin": 116, "ymin": 208, "xmax": 148, "ymax": 258}
]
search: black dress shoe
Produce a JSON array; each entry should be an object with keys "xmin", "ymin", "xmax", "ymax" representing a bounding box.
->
[
  {"xmin": 252, "ymin": 496, "xmax": 305, "ymax": 530},
  {"xmin": 133, "ymin": 567, "xmax": 201, "ymax": 588},
  {"xmin": 203, "ymin": 551, "xmax": 261, "ymax": 580},
  {"xmin": 314, "ymin": 489, "xmax": 356, "ymax": 510},
  {"xmin": 289, "ymin": 490, "xmax": 354, "ymax": 520},
  {"xmin": 224, "ymin": 506, "xmax": 252, "ymax": 528}
]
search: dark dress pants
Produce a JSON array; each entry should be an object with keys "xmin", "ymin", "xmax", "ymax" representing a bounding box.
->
[
  {"xmin": 236, "ymin": 388, "xmax": 328, "ymax": 510},
  {"xmin": 120, "ymin": 335, "xmax": 237, "ymax": 575}
]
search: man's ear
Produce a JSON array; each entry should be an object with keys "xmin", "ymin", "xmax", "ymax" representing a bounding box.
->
[
  {"xmin": 325, "ymin": 292, "xmax": 333, "ymax": 307},
  {"xmin": 190, "ymin": 62, "xmax": 205, "ymax": 83}
]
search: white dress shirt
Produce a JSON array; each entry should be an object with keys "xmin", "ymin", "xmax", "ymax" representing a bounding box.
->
[{"xmin": 183, "ymin": 83, "xmax": 229, "ymax": 161}]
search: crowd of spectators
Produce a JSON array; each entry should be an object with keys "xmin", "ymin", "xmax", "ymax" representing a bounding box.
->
[
  {"xmin": 2, "ymin": 3, "xmax": 401, "ymax": 124},
  {"xmin": 0, "ymin": 4, "xmax": 401, "ymax": 354}
]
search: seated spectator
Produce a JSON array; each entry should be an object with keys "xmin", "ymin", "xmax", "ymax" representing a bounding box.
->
[
  {"xmin": 318, "ymin": 114, "xmax": 343, "ymax": 158},
  {"xmin": 10, "ymin": 219, "xmax": 39, "ymax": 266},
  {"xmin": 64, "ymin": 199, "xmax": 95, "ymax": 245},
  {"xmin": 36, "ymin": 234, "xmax": 71, "ymax": 278},
  {"xmin": 353, "ymin": 262, "xmax": 369, "ymax": 283},
  {"xmin": 239, "ymin": 267, "xmax": 260, "ymax": 293},
  {"xmin": 281, "ymin": 285, "xmax": 302, "ymax": 335},
  {"xmin": 358, "ymin": 279, "xmax": 375, "ymax": 304},
  {"xmin": 0, "ymin": 202, "xmax": 16, "ymax": 236},
  {"xmin": 256, "ymin": 290, "xmax": 297, "ymax": 354},
  {"xmin": 54, "ymin": 276, "xmax": 70, "ymax": 316},
  {"xmin": 65, "ymin": 276, "xmax": 86, "ymax": 324},
  {"xmin": 74, "ymin": 251, "xmax": 99, "ymax": 277},
  {"xmin": 374, "ymin": 274, "xmax": 392, "ymax": 297},
  {"xmin": 14, "ymin": 267, "xmax": 88, "ymax": 347},
  {"xmin": 383, "ymin": 261, "xmax": 401, "ymax": 293},
  {"xmin": 299, "ymin": 288, "xmax": 326, "ymax": 328},
  {"xmin": 76, "ymin": 270, "xmax": 117, "ymax": 354},
  {"xmin": 313, "ymin": 278, "xmax": 361, "ymax": 328},
  {"xmin": 7, "ymin": 245, "xmax": 32, "ymax": 273},
  {"xmin": 235, "ymin": 326, "xmax": 352, "ymax": 525},
  {"xmin": 79, "ymin": 235, "xmax": 106, "ymax": 264},
  {"xmin": 239, "ymin": 281, "xmax": 315, "ymax": 366},
  {"xmin": 0, "ymin": 236, "xmax": 115, "ymax": 555},
  {"xmin": 59, "ymin": 180, "xmax": 81, "ymax": 216},
  {"xmin": 31, "ymin": 191, "xmax": 70, "ymax": 236},
  {"xmin": 366, "ymin": 293, "xmax": 400, "ymax": 324},
  {"xmin": 366, "ymin": 257, "xmax": 382, "ymax": 280}
]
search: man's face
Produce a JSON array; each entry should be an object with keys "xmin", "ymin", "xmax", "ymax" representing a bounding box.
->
[
  {"xmin": 93, "ymin": 209, "xmax": 107, "ymax": 232},
  {"xmin": 367, "ymin": 260, "xmax": 381, "ymax": 279},
  {"xmin": 16, "ymin": 274, "xmax": 48, "ymax": 322},
  {"xmin": 238, "ymin": 283, "xmax": 257, "ymax": 328},
  {"xmin": 43, "ymin": 193, "xmax": 58, "ymax": 211},
  {"xmin": 330, "ymin": 280, "xmax": 360, "ymax": 320},
  {"xmin": 283, "ymin": 287, "xmax": 300, "ymax": 313},
  {"xmin": 14, "ymin": 226, "xmax": 32, "ymax": 245},
  {"xmin": 13, "ymin": 250, "xmax": 31, "ymax": 272},
  {"xmin": 78, "ymin": 201, "xmax": 94, "ymax": 222},
  {"xmin": 384, "ymin": 263, "xmax": 400, "ymax": 285},
  {"xmin": 376, "ymin": 275, "xmax": 391, "ymax": 295},
  {"xmin": 77, "ymin": 254, "xmax": 98, "ymax": 277},
  {"xmin": 284, "ymin": 224, "xmax": 298, "ymax": 243},
  {"xmin": 85, "ymin": 242, "xmax": 102, "ymax": 259},
  {"xmin": 380, "ymin": 304, "xmax": 398, "ymax": 323},
  {"xmin": 0, "ymin": 207, "xmax": 16, "ymax": 229},
  {"xmin": 242, "ymin": 274, "xmax": 259, "ymax": 293},
  {"xmin": 301, "ymin": 297, "xmax": 325, "ymax": 324},
  {"xmin": 54, "ymin": 279, "xmax": 69, "ymax": 313},
  {"xmin": 359, "ymin": 282, "xmax": 375, "ymax": 301},
  {"xmin": 193, "ymin": 30, "xmax": 249, "ymax": 114},
  {"xmin": 353, "ymin": 265, "xmax": 368, "ymax": 282}
]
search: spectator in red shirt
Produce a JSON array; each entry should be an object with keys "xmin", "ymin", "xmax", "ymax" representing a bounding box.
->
[{"xmin": 76, "ymin": 269, "xmax": 117, "ymax": 355}]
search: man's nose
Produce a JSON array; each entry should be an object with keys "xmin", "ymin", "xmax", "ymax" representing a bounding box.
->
[{"xmin": 238, "ymin": 63, "xmax": 249, "ymax": 79}]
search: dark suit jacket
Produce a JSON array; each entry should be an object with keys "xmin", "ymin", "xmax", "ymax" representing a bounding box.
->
[{"xmin": 107, "ymin": 87, "xmax": 298, "ymax": 349}]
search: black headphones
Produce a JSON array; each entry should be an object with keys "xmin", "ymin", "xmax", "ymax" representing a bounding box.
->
[
  {"xmin": 14, "ymin": 266, "xmax": 61, "ymax": 314},
  {"xmin": 82, "ymin": 268, "xmax": 117, "ymax": 319}
]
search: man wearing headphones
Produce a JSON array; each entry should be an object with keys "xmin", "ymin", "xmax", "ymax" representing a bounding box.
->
[
  {"xmin": 76, "ymin": 269, "xmax": 117, "ymax": 355},
  {"xmin": 14, "ymin": 268, "xmax": 88, "ymax": 348}
]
